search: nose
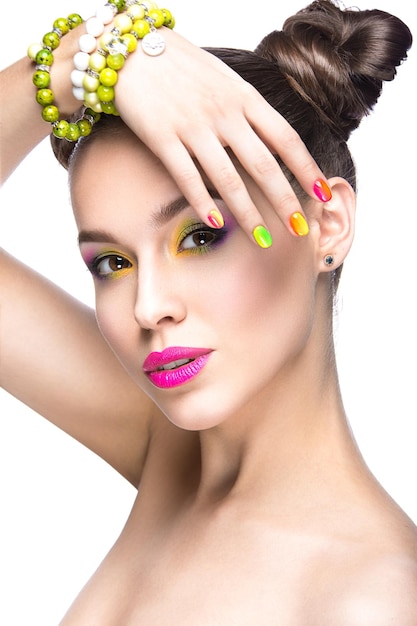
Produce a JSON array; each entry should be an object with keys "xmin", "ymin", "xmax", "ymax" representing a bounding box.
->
[{"xmin": 134, "ymin": 263, "xmax": 186, "ymax": 331}]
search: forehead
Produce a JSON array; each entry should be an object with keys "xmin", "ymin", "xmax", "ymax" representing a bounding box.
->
[{"xmin": 70, "ymin": 127, "xmax": 181, "ymax": 227}]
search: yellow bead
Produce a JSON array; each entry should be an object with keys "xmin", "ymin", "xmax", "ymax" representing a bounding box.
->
[
  {"xmin": 148, "ymin": 9, "xmax": 164, "ymax": 28},
  {"xmin": 27, "ymin": 42, "xmax": 42, "ymax": 61},
  {"xmin": 106, "ymin": 52, "xmax": 125, "ymax": 70},
  {"xmin": 89, "ymin": 52, "xmax": 107, "ymax": 72},
  {"xmin": 99, "ymin": 32, "xmax": 114, "ymax": 50},
  {"xmin": 162, "ymin": 9, "xmax": 174, "ymax": 27},
  {"xmin": 128, "ymin": 4, "xmax": 145, "ymax": 20},
  {"xmin": 113, "ymin": 13, "xmax": 133, "ymax": 34},
  {"xmin": 121, "ymin": 33, "xmax": 137, "ymax": 53},
  {"xmin": 140, "ymin": 0, "xmax": 157, "ymax": 11},
  {"xmin": 97, "ymin": 84, "xmax": 115, "ymax": 102},
  {"xmin": 131, "ymin": 19, "xmax": 150, "ymax": 39},
  {"xmin": 99, "ymin": 67, "xmax": 118, "ymax": 87},
  {"xmin": 83, "ymin": 91, "xmax": 101, "ymax": 109},
  {"xmin": 83, "ymin": 73, "xmax": 100, "ymax": 92}
]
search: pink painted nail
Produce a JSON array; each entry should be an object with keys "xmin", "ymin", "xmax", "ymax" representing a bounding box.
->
[
  {"xmin": 207, "ymin": 209, "xmax": 224, "ymax": 229},
  {"xmin": 313, "ymin": 179, "xmax": 332, "ymax": 203}
]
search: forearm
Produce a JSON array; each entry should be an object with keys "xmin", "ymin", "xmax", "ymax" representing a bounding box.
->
[{"xmin": 0, "ymin": 24, "xmax": 83, "ymax": 185}]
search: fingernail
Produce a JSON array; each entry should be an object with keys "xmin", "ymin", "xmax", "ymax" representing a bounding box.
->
[
  {"xmin": 207, "ymin": 209, "xmax": 224, "ymax": 229},
  {"xmin": 253, "ymin": 225, "xmax": 273, "ymax": 249},
  {"xmin": 313, "ymin": 178, "xmax": 332, "ymax": 203},
  {"xmin": 290, "ymin": 212, "xmax": 309, "ymax": 237}
]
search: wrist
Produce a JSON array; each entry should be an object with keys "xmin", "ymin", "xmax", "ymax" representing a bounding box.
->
[{"xmin": 50, "ymin": 22, "xmax": 87, "ymax": 117}]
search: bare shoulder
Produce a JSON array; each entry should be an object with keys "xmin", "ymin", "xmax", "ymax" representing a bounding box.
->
[
  {"xmin": 325, "ymin": 520, "xmax": 417, "ymax": 625},
  {"xmin": 331, "ymin": 555, "xmax": 417, "ymax": 625}
]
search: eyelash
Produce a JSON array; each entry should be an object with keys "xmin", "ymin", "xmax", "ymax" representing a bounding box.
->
[
  {"xmin": 89, "ymin": 253, "xmax": 133, "ymax": 281},
  {"xmin": 87, "ymin": 223, "xmax": 228, "ymax": 280},
  {"xmin": 177, "ymin": 222, "xmax": 228, "ymax": 255}
]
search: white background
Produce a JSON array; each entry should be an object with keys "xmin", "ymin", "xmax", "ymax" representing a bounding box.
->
[{"xmin": 1, "ymin": 0, "xmax": 416, "ymax": 623}]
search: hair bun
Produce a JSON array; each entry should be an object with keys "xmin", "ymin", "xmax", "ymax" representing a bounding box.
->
[{"xmin": 255, "ymin": 0, "xmax": 412, "ymax": 140}]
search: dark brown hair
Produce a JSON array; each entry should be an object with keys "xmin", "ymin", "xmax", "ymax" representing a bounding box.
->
[{"xmin": 52, "ymin": 0, "xmax": 412, "ymax": 198}]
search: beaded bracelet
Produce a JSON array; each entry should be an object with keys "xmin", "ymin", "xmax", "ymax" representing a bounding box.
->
[
  {"xmin": 28, "ymin": 13, "xmax": 100, "ymax": 142},
  {"xmin": 71, "ymin": 1, "xmax": 175, "ymax": 115}
]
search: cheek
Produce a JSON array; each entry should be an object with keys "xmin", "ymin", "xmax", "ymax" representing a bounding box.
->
[
  {"xmin": 94, "ymin": 286, "xmax": 139, "ymax": 372},
  {"xmin": 211, "ymin": 239, "xmax": 317, "ymax": 360}
]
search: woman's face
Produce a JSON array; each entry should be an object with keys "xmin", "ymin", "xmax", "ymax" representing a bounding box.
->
[{"xmin": 72, "ymin": 128, "xmax": 319, "ymax": 431}]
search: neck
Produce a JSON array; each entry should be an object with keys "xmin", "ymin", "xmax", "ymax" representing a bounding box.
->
[{"xmin": 195, "ymin": 331, "xmax": 364, "ymax": 510}]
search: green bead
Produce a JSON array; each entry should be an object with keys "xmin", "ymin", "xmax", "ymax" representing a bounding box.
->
[
  {"xmin": 84, "ymin": 108, "xmax": 101, "ymax": 123},
  {"xmin": 53, "ymin": 17, "xmax": 70, "ymax": 35},
  {"xmin": 36, "ymin": 88, "xmax": 54, "ymax": 105},
  {"xmin": 43, "ymin": 31, "xmax": 61, "ymax": 50},
  {"xmin": 162, "ymin": 9, "xmax": 175, "ymax": 27},
  {"xmin": 101, "ymin": 101, "xmax": 117, "ymax": 115},
  {"xmin": 148, "ymin": 9, "xmax": 164, "ymax": 28},
  {"xmin": 32, "ymin": 70, "xmax": 50, "ymax": 88},
  {"xmin": 106, "ymin": 53, "xmax": 125, "ymax": 71},
  {"xmin": 77, "ymin": 119, "xmax": 93, "ymax": 136},
  {"xmin": 66, "ymin": 123, "xmax": 81, "ymax": 142},
  {"xmin": 109, "ymin": 0, "xmax": 126, "ymax": 12},
  {"xmin": 131, "ymin": 19, "xmax": 150, "ymax": 39},
  {"xmin": 99, "ymin": 67, "xmax": 118, "ymax": 87},
  {"xmin": 52, "ymin": 120, "xmax": 70, "ymax": 138},
  {"xmin": 121, "ymin": 33, "xmax": 137, "ymax": 53},
  {"xmin": 35, "ymin": 49, "xmax": 54, "ymax": 66},
  {"xmin": 42, "ymin": 105, "xmax": 59, "ymax": 123},
  {"xmin": 68, "ymin": 13, "xmax": 83, "ymax": 29},
  {"xmin": 97, "ymin": 84, "xmax": 115, "ymax": 102}
]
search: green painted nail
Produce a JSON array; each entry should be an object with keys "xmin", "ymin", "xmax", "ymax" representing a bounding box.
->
[{"xmin": 253, "ymin": 225, "xmax": 273, "ymax": 249}]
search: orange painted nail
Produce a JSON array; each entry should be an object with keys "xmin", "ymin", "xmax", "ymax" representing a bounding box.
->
[{"xmin": 290, "ymin": 212, "xmax": 309, "ymax": 237}]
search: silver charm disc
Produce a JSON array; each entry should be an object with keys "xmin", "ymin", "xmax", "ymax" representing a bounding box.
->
[{"xmin": 141, "ymin": 31, "xmax": 166, "ymax": 56}]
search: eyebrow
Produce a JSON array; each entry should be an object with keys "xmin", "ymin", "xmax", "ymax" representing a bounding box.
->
[{"xmin": 78, "ymin": 189, "xmax": 222, "ymax": 245}]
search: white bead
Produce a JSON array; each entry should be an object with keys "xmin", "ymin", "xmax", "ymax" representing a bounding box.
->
[
  {"xmin": 27, "ymin": 42, "xmax": 43, "ymax": 61},
  {"xmin": 72, "ymin": 86, "xmax": 85, "ymax": 102},
  {"xmin": 71, "ymin": 69, "xmax": 85, "ymax": 88},
  {"xmin": 95, "ymin": 4, "xmax": 116, "ymax": 25},
  {"xmin": 73, "ymin": 51, "xmax": 90, "ymax": 71},
  {"xmin": 86, "ymin": 16, "xmax": 105, "ymax": 37},
  {"xmin": 78, "ymin": 33, "xmax": 97, "ymax": 53}
]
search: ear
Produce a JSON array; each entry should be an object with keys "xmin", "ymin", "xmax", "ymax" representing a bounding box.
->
[{"xmin": 311, "ymin": 177, "xmax": 356, "ymax": 273}]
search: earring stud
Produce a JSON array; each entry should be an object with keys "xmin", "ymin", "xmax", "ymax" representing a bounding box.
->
[{"xmin": 324, "ymin": 254, "xmax": 334, "ymax": 267}]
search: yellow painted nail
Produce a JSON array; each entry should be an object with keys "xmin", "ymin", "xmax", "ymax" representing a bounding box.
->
[
  {"xmin": 290, "ymin": 212, "xmax": 309, "ymax": 237},
  {"xmin": 253, "ymin": 225, "xmax": 273, "ymax": 248},
  {"xmin": 207, "ymin": 208, "xmax": 224, "ymax": 229}
]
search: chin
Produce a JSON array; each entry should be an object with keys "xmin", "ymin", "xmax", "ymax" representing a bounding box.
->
[{"xmin": 149, "ymin": 386, "xmax": 236, "ymax": 432}]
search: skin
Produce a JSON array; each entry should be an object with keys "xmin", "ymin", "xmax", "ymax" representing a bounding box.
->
[
  {"xmin": 0, "ymin": 25, "xmax": 326, "ymax": 240},
  {"xmin": 52, "ymin": 126, "xmax": 416, "ymax": 624}
]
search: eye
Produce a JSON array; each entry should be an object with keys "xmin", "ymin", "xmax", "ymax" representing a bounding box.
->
[
  {"xmin": 181, "ymin": 229, "xmax": 217, "ymax": 250},
  {"xmin": 90, "ymin": 254, "xmax": 132, "ymax": 279},
  {"xmin": 177, "ymin": 223, "xmax": 227, "ymax": 254}
]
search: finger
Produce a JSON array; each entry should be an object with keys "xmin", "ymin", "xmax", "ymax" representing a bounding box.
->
[
  {"xmin": 244, "ymin": 91, "xmax": 332, "ymax": 203},
  {"xmin": 223, "ymin": 127, "xmax": 310, "ymax": 237},
  {"xmin": 155, "ymin": 138, "xmax": 232, "ymax": 228},
  {"xmin": 186, "ymin": 130, "xmax": 273, "ymax": 245},
  {"xmin": 158, "ymin": 131, "xmax": 272, "ymax": 247}
]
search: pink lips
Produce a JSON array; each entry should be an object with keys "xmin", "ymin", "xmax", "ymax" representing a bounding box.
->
[{"xmin": 143, "ymin": 347, "xmax": 212, "ymax": 389}]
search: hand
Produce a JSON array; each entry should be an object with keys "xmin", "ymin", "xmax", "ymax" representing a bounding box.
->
[{"xmin": 116, "ymin": 28, "xmax": 330, "ymax": 244}]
